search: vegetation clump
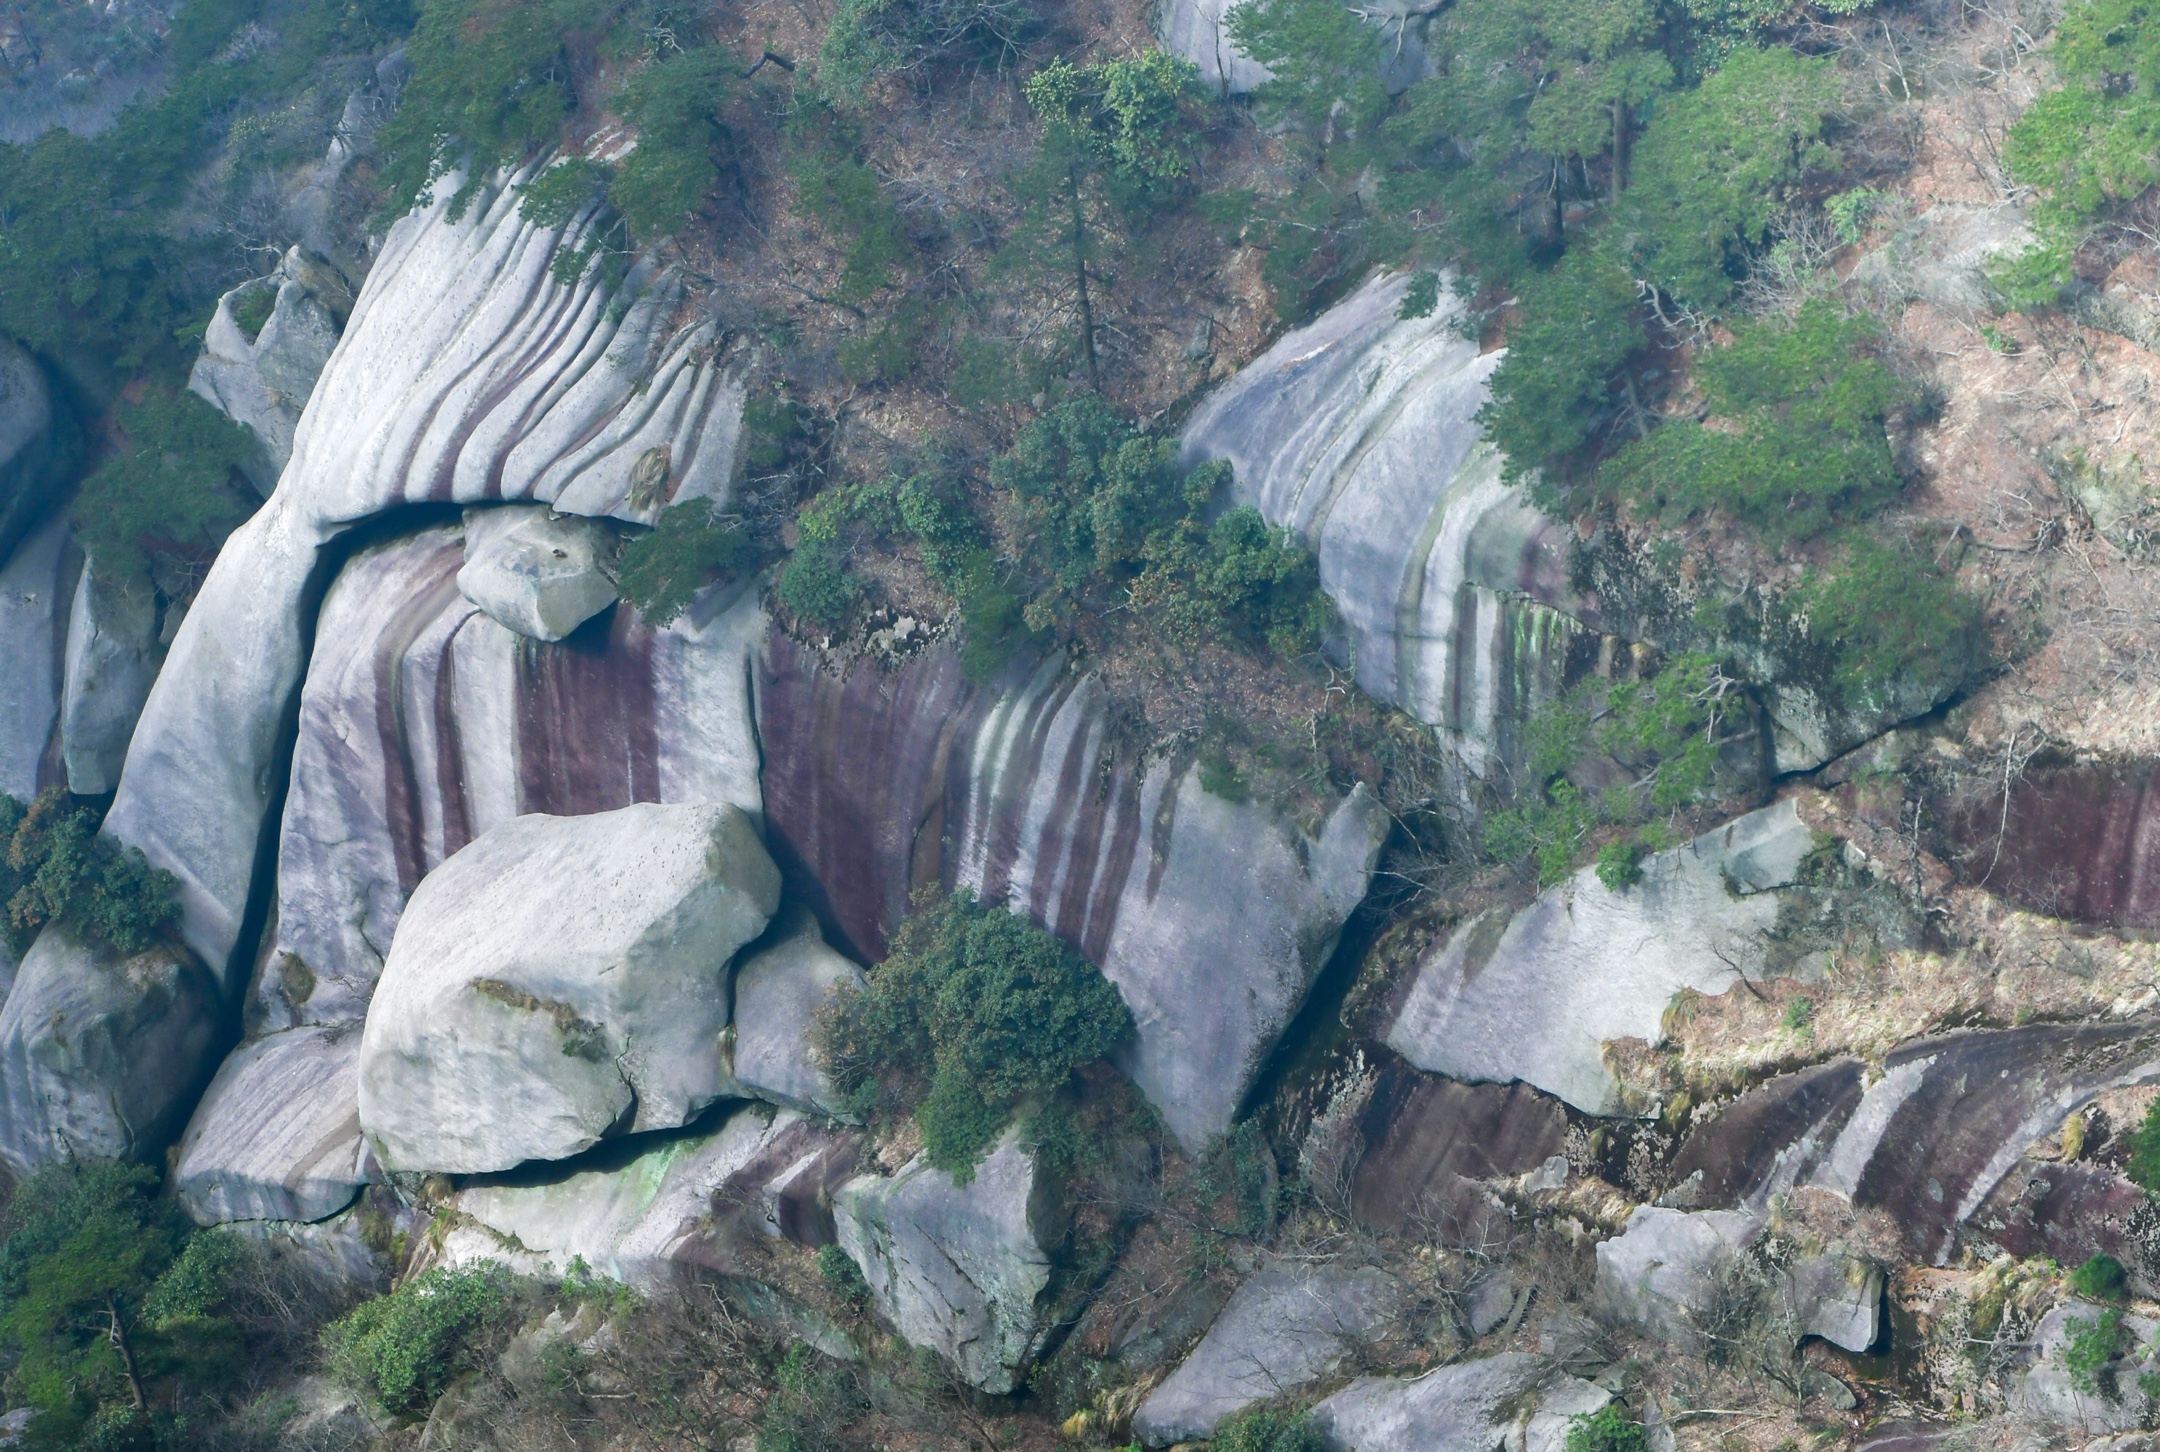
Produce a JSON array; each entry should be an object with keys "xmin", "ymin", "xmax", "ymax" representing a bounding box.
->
[
  {"xmin": 617, "ymin": 500, "xmax": 757, "ymax": 626},
  {"xmin": 813, "ymin": 891, "xmax": 1132, "ymax": 1178},
  {"xmin": 321, "ymin": 1262, "xmax": 516, "ymax": 1415},
  {"xmin": 69, "ymin": 389, "xmax": 257, "ymax": 599},
  {"xmin": 1211, "ymin": 1407, "xmax": 1328, "ymax": 1452},
  {"xmin": 1564, "ymin": 1405, "xmax": 1649, "ymax": 1452},
  {"xmin": 2, "ymin": 790, "xmax": 182, "ymax": 958}
]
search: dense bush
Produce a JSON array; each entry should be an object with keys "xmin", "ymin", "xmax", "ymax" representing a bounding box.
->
[
  {"xmin": 813, "ymin": 891, "xmax": 1132, "ymax": 1178},
  {"xmin": 1024, "ymin": 51, "xmax": 1202, "ymax": 200},
  {"xmin": 2130, "ymin": 1099, "xmax": 2160, "ymax": 1192},
  {"xmin": 2004, "ymin": 0, "xmax": 2160, "ymax": 246},
  {"xmin": 1564, "ymin": 1405, "xmax": 1649, "ymax": 1452},
  {"xmin": 321, "ymin": 1263, "xmax": 515, "ymax": 1414},
  {"xmin": 1779, "ymin": 535, "xmax": 1982, "ymax": 702},
  {"xmin": 608, "ymin": 46, "xmax": 736, "ymax": 240},
  {"xmin": 785, "ymin": 103, "xmax": 914, "ymax": 304},
  {"xmin": 816, "ymin": 0, "xmax": 1028, "ymax": 95},
  {"xmin": 2, "ymin": 790, "xmax": 182, "ymax": 958},
  {"xmin": 617, "ymin": 500, "xmax": 756, "ymax": 625},
  {"xmin": 1212, "ymin": 1407, "xmax": 1328, "ymax": 1452},
  {"xmin": 755, "ymin": 1343, "xmax": 865, "ymax": 1452},
  {"xmin": 2072, "ymin": 1254, "xmax": 2130, "ymax": 1303},
  {"xmin": 69, "ymin": 389, "xmax": 257, "ymax": 598},
  {"xmin": 1478, "ymin": 246, "xmax": 1646, "ymax": 483}
]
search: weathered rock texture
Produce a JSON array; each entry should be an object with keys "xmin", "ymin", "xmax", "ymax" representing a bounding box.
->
[
  {"xmin": 441, "ymin": 1104, "xmax": 861, "ymax": 1290},
  {"xmin": 1387, "ymin": 799, "xmax": 1816, "ymax": 1114},
  {"xmin": 357, "ymin": 801, "xmax": 779, "ymax": 1173},
  {"xmin": 1309, "ymin": 1353, "xmax": 1564, "ymax": 1452},
  {"xmin": 2013, "ymin": 1302, "xmax": 2160, "ymax": 1433},
  {"xmin": 172, "ymin": 1025, "xmax": 369, "ymax": 1224},
  {"xmin": 188, "ymin": 248, "xmax": 351, "ymax": 494},
  {"xmin": 1133, "ymin": 1262, "xmax": 1405, "ymax": 1443},
  {"xmin": 105, "ymin": 163, "xmax": 750, "ymax": 987},
  {"xmin": 1180, "ymin": 270, "xmax": 1588, "ymax": 777},
  {"xmin": 726, "ymin": 924, "xmax": 864, "ymax": 1117},
  {"xmin": 1594, "ymin": 1206, "xmax": 1883, "ymax": 1354},
  {"xmin": 1157, "ymin": 0, "xmax": 1272, "ymax": 94},
  {"xmin": 834, "ymin": 1133, "xmax": 1061, "ymax": 1394},
  {"xmin": 0, "ymin": 513, "xmax": 77, "ymax": 802},
  {"xmin": 59, "ymin": 562, "xmax": 165, "ymax": 795},
  {"xmin": 759, "ymin": 642, "xmax": 1387, "ymax": 1148},
  {"xmin": 1940, "ymin": 756, "xmax": 2160, "ymax": 930},
  {"xmin": 457, "ymin": 504, "xmax": 622, "ymax": 642},
  {"xmin": 0, "ymin": 928, "xmax": 222, "ymax": 1175},
  {"xmin": 1349, "ymin": 1065, "xmax": 1568, "ymax": 1233}
]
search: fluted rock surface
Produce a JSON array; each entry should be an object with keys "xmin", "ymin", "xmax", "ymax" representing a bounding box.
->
[
  {"xmin": 357, "ymin": 801, "xmax": 779, "ymax": 1174},
  {"xmin": 759, "ymin": 642, "xmax": 1387, "ymax": 1148},
  {"xmin": 172, "ymin": 1025, "xmax": 369, "ymax": 1224},
  {"xmin": 105, "ymin": 164, "xmax": 750, "ymax": 984}
]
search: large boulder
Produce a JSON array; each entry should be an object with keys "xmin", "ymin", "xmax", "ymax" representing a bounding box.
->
[
  {"xmin": 59, "ymin": 563, "xmax": 165, "ymax": 795},
  {"xmin": 172, "ymin": 1025, "xmax": 369, "ymax": 1224},
  {"xmin": 187, "ymin": 248, "xmax": 351, "ymax": 494},
  {"xmin": 2012, "ymin": 1302, "xmax": 2160, "ymax": 1433},
  {"xmin": 1594, "ymin": 1206, "xmax": 1882, "ymax": 1355},
  {"xmin": 1158, "ymin": 0, "xmax": 1272, "ymax": 94},
  {"xmin": 456, "ymin": 504, "xmax": 622, "ymax": 642},
  {"xmin": 1307, "ymin": 1353, "xmax": 1572, "ymax": 1452},
  {"xmin": 1386, "ymin": 799, "xmax": 1817, "ymax": 1114},
  {"xmin": 726, "ymin": 922, "xmax": 864, "ymax": 1117},
  {"xmin": 0, "ymin": 927, "xmax": 222, "ymax": 1175},
  {"xmin": 0, "ymin": 512, "xmax": 78, "ymax": 802},
  {"xmin": 759, "ymin": 642, "xmax": 1387, "ymax": 1149},
  {"xmin": 833, "ymin": 1132, "xmax": 1061, "ymax": 1394},
  {"xmin": 357, "ymin": 801, "xmax": 780, "ymax": 1173},
  {"xmin": 0, "ymin": 337, "xmax": 69, "ymax": 563},
  {"xmin": 1133, "ymin": 1261, "xmax": 1406, "ymax": 1444},
  {"xmin": 1348, "ymin": 1068, "xmax": 1568, "ymax": 1234}
]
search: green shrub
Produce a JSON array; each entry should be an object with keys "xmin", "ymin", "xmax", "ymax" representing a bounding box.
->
[
  {"xmin": 1229, "ymin": 0, "xmax": 1387, "ymax": 133},
  {"xmin": 69, "ymin": 389, "xmax": 257, "ymax": 598},
  {"xmin": 616, "ymin": 500, "xmax": 755, "ymax": 626},
  {"xmin": 1603, "ymin": 304, "xmax": 1900, "ymax": 546},
  {"xmin": 812, "ymin": 891, "xmax": 1132, "ymax": 1179},
  {"xmin": 1781, "ymin": 535, "xmax": 1982, "ymax": 704},
  {"xmin": 2065, "ymin": 1305, "xmax": 2126, "ymax": 1396},
  {"xmin": 2003, "ymin": 0, "xmax": 2160, "ymax": 241},
  {"xmin": 608, "ymin": 47, "xmax": 734, "ymax": 240},
  {"xmin": 813, "ymin": 1245, "xmax": 870, "ymax": 1305},
  {"xmin": 773, "ymin": 544, "xmax": 866, "ymax": 630},
  {"xmin": 816, "ymin": 0, "xmax": 1028, "ymax": 96},
  {"xmin": 1479, "ymin": 246, "xmax": 1645, "ymax": 484},
  {"xmin": 1212, "ymin": 1407, "xmax": 1327, "ymax": 1452},
  {"xmin": 321, "ymin": 1264, "xmax": 515, "ymax": 1415},
  {"xmin": 784, "ymin": 104, "xmax": 913, "ymax": 303},
  {"xmin": 2072, "ymin": 1254, "xmax": 2130, "ymax": 1303},
  {"xmin": 2128, "ymin": 1099, "xmax": 2160, "ymax": 1192},
  {"xmin": 1397, "ymin": 270, "xmax": 1441, "ymax": 320},
  {"xmin": 2, "ymin": 790, "xmax": 182, "ymax": 958},
  {"xmin": 1024, "ymin": 51, "xmax": 1202, "ymax": 199},
  {"xmin": 227, "ymin": 283, "xmax": 278, "ymax": 343},
  {"xmin": 755, "ymin": 1343, "xmax": 864, "ymax": 1452},
  {"xmin": 1564, "ymin": 1405, "xmax": 1648, "ymax": 1452}
]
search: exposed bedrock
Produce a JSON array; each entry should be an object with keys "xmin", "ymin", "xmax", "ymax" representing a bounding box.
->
[
  {"xmin": 1663, "ymin": 1021, "xmax": 2160, "ymax": 1264},
  {"xmin": 357, "ymin": 801, "xmax": 780, "ymax": 1174},
  {"xmin": 1132, "ymin": 1261, "xmax": 1406, "ymax": 1444},
  {"xmin": 1309, "ymin": 1353, "xmax": 1605, "ymax": 1452},
  {"xmin": 104, "ymin": 162, "xmax": 750, "ymax": 985},
  {"xmin": 833, "ymin": 1131, "xmax": 1062, "ymax": 1395},
  {"xmin": 758, "ymin": 640, "xmax": 1388, "ymax": 1149},
  {"xmin": 456, "ymin": 503, "xmax": 623, "ymax": 642},
  {"xmin": 0, "ymin": 511, "xmax": 77, "ymax": 804},
  {"xmin": 188, "ymin": 247, "xmax": 353, "ymax": 495},
  {"xmin": 59, "ymin": 561, "xmax": 166, "ymax": 795},
  {"xmin": 439, "ymin": 1103, "xmax": 863, "ymax": 1293},
  {"xmin": 1385, "ymin": 799, "xmax": 1816, "ymax": 1114},
  {"xmin": 725, "ymin": 920, "xmax": 865, "ymax": 1118},
  {"xmin": 1156, "ymin": 0, "xmax": 1431, "ymax": 97},
  {"xmin": 1347, "ymin": 1062, "xmax": 1569, "ymax": 1234},
  {"xmin": 0, "ymin": 336, "xmax": 72, "ymax": 564},
  {"xmin": 0, "ymin": 927, "xmax": 222, "ymax": 1176},
  {"xmin": 1938, "ymin": 755, "xmax": 2160, "ymax": 931},
  {"xmin": 172, "ymin": 1025, "xmax": 370, "ymax": 1225}
]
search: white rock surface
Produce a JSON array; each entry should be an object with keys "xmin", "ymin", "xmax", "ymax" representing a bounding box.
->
[
  {"xmin": 1181, "ymin": 270, "xmax": 1583, "ymax": 777},
  {"xmin": 1308, "ymin": 1352, "xmax": 1550, "ymax": 1452},
  {"xmin": 457, "ymin": 504, "xmax": 622, "ymax": 642},
  {"xmin": 1133, "ymin": 1261, "xmax": 1407, "ymax": 1444},
  {"xmin": 0, "ymin": 512, "xmax": 77, "ymax": 802},
  {"xmin": 59, "ymin": 563, "xmax": 164, "ymax": 795},
  {"xmin": 358, "ymin": 801, "xmax": 780, "ymax": 1173},
  {"xmin": 0, "ymin": 928, "xmax": 221, "ymax": 1175},
  {"xmin": 1387, "ymin": 799, "xmax": 1816, "ymax": 1114},
  {"xmin": 727, "ymin": 924, "xmax": 864, "ymax": 1117},
  {"xmin": 188, "ymin": 248, "xmax": 349, "ymax": 494},
  {"xmin": 106, "ymin": 162, "xmax": 751, "ymax": 987},
  {"xmin": 1158, "ymin": 0, "xmax": 1272, "ymax": 93},
  {"xmin": 2013, "ymin": 1303, "xmax": 2160, "ymax": 1434},
  {"xmin": 172, "ymin": 1025, "xmax": 370, "ymax": 1224},
  {"xmin": 834, "ymin": 1132, "xmax": 1058, "ymax": 1394}
]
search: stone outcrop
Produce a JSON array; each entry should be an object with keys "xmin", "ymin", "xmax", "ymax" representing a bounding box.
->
[
  {"xmin": 440, "ymin": 1104, "xmax": 862, "ymax": 1290},
  {"xmin": 0, "ymin": 928, "xmax": 221, "ymax": 1175},
  {"xmin": 0, "ymin": 336, "xmax": 67, "ymax": 563},
  {"xmin": 1348, "ymin": 1066, "xmax": 1568, "ymax": 1233},
  {"xmin": 1386, "ymin": 800, "xmax": 1817, "ymax": 1114},
  {"xmin": 1157, "ymin": 0, "xmax": 1272, "ymax": 94},
  {"xmin": 172, "ymin": 1025, "xmax": 369, "ymax": 1224},
  {"xmin": 357, "ymin": 802, "xmax": 779, "ymax": 1173},
  {"xmin": 1308, "ymin": 1353, "xmax": 1577, "ymax": 1452},
  {"xmin": 1658, "ymin": 1059, "xmax": 1864, "ymax": 1212},
  {"xmin": 1133, "ymin": 1261, "xmax": 1406, "ymax": 1444},
  {"xmin": 726, "ymin": 922, "xmax": 864, "ymax": 1117},
  {"xmin": 1179, "ymin": 270, "xmax": 1587, "ymax": 778},
  {"xmin": 1940, "ymin": 755, "xmax": 2160, "ymax": 931},
  {"xmin": 2013, "ymin": 1302, "xmax": 2160, "ymax": 1434},
  {"xmin": 59, "ymin": 562, "xmax": 165, "ymax": 795},
  {"xmin": 104, "ymin": 162, "xmax": 750, "ymax": 987},
  {"xmin": 187, "ymin": 248, "xmax": 352, "ymax": 494},
  {"xmin": 456, "ymin": 504, "xmax": 623, "ymax": 643},
  {"xmin": 833, "ymin": 1132, "xmax": 1061, "ymax": 1394},
  {"xmin": 759, "ymin": 642, "xmax": 1386, "ymax": 1149},
  {"xmin": 0, "ymin": 513, "xmax": 77, "ymax": 802}
]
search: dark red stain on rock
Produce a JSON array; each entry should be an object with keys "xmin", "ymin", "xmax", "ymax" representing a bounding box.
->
[
  {"xmin": 1349, "ymin": 1060, "xmax": 1567, "ymax": 1234},
  {"xmin": 514, "ymin": 604, "xmax": 659, "ymax": 817},
  {"xmin": 1665, "ymin": 1058, "xmax": 1864, "ymax": 1209},
  {"xmin": 1942, "ymin": 758, "xmax": 2160, "ymax": 929},
  {"xmin": 1973, "ymin": 1160, "xmax": 2153, "ymax": 1280},
  {"xmin": 366, "ymin": 539, "xmax": 468, "ymax": 895}
]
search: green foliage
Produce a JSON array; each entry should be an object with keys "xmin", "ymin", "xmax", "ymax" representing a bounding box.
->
[
  {"xmin": 609, "ymin": 47, "xmax": 734, "ymax": 239},
  {"xmin": 755, "ymin": 1344, "xmax": 864, "ymax": 1452},
  {"xmin": 813, "ymin": 1245, "xmax": 870, "ymax": 1306},
  {"xmin": 2127, "ymin": 1098, "xmax": 2160, "ymax": 1192},
  {"xmin": 1212, "ymin": 1407, "xmax": 1327, "ymax": 1452},
  {"xmin": 321, "ymin": 1263, "xmax": 515, "ymax": 1415},
  {"xmin": 1397, "ymin": 270, "xmax": 1441, "ymax": 320},
  {"xmin": 1564, "ymin": 1405, "xmax": 1648, "ymax": 1452},
  {"xmin": 1230, "ymin": 0, "xmax": 1388, "ymax": 133},
  {"xmin": 1479, "ymin": 246, "xmax": 1645, "ymax": 483},
  {"xmin": 1617, "ymin": 46, "xmax": 1842, "ymax": 308},
  {"xmin": 70, "ymin": 389, "xmax": 257, "ymax": 597},
  {"xmin": 0, "ymin": 1162, "xmax": 242, "ymax": 1447},
  {"xmin": 1483, "ymin": 652, "xmax": 1737, "ymax": 886},
  {"xmin": 1024, "ymin": 51, "xmax": 1201, "ymax": 199},
  {"xmin": 1782, "ymin": 996, "xmax": 1814, "ymax": 1033},
  {"xmin": 785, "ymin": 103, "xmax": 913, "ymax": 304},
  {"xmin": 374, "ymin": 0, "xmax": 608, "ymax": 217},
  {"xmin": 816, "ymin": 0, "xmax": 1026, "ymax": 97},
  {"xmin": 1192, "ymin": 1120, "xmax": 1280, "ymax": 1239},
  {"xmin": 226, "ymin": 283, "xmax": 277, "ymax": 343},
  {"xmin": 1782, "ymin": 535, "xmax": 1981, "ymax": 703},
  {"xmin": 1825, "ymin": 187, "xmax": 1883, "ymax": 245},
  {"xmin": 2004, "ymin": 0, "xmax": 2160, "ymax": 245},
  {"xmin": 1988, "ymin": 240, "xmax": 2077, "ymax": 312},
  {"xmin": 1604, "ymin": 304, "xmax": 1901, "ymax": 545},
  {"xmin": 2066, "ymin": 1305, "xmax": 2126, "ymax": 1396},
  {"xmin": 2072, "ymin": 1254, "xmax": 2130, "ymax": 1303},
  {"xmin": 813, "ymin": 891, "xmax": 1133, "ymax": 1179},
  {"xmin": 617, "ymin": 500, "xmax": 755, "ymax": 626},
  {"xmin": 2, "ymin": 790, "xmax": 182, "ymax": 958}
]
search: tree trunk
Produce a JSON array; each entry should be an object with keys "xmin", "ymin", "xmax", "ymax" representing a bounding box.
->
[
  {"xmin": 1611, "ymin": 99, "xmax": 1627, "ymax": 205},
  {"xmin": 1069, "ymin": 159, "xmax": 1101, "ymax": 391},
  {"xmin": 107, "ymin": 1297, "xmax": 145, "ymax": 1410}
]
